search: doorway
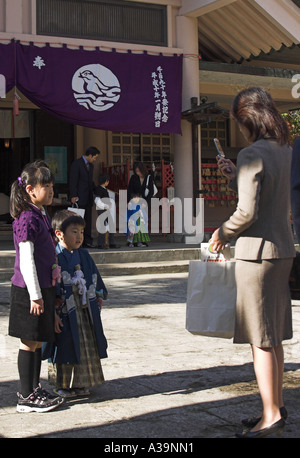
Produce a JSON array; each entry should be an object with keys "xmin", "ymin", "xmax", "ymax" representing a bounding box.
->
[
  {"xmin": 0, "ymin": 109, "xmax": 32, "ymax": 196},
  {"xmin": 0, "ymin": 137, "xmax": 31, "ymax": 196}
]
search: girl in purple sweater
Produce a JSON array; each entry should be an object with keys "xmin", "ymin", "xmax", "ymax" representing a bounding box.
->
[{"xmin": 9, "ymin": 161, "xmax": 63, "ymax": 413}]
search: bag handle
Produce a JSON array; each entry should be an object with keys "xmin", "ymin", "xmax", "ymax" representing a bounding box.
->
[
  {"xmin": 202, "ymin": 243, "xmax": 229, "ymax": 262},
  {"xmin": 203, "ymin": 244, "xmax": 221, "ymax": 261}
]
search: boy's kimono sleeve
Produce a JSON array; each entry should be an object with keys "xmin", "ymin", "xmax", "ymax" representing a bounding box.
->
[{"xmin": 89, "ymin": 255, "xmax": 108, "ymax": 300}]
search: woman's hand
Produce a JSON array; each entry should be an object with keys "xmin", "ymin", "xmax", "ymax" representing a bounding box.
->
[
  {"xmin": 30, "ymin": 298, "xmax": 44, "ymax": 315},
  {"xmin": 217, "ymin": 158, "xmax": 236, "ymax": 181},
  {"xmin": 209, "ymin": 228, "xmax": 226, "ymax": 252}
]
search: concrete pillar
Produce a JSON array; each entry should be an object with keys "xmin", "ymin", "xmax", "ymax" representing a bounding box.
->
[
  {"xmin": 5, "ymin": 0, "xmax": 22, "ymax": 33},
  {"xmin": 173, "ymin": 14, "xmax": 201, "ymax": 242}
]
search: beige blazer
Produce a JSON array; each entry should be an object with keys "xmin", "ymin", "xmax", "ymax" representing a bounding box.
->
[{"xmin": 219, "ymin": 139, "xmax": 296, "ymax": 260}]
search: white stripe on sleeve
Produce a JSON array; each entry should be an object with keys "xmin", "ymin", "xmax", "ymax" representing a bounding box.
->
[{"xmin": 19, "ymin": 240, "xmax": 42, "ymax": 301}]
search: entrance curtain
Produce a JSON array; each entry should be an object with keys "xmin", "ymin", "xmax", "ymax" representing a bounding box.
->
[{"xmin": 0, "ymin": 41, "xmax": 183, "ymax": 134}]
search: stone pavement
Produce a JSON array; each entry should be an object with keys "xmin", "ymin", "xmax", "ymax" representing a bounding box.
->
[{"xmin": 0, "ymin": 273, "xmax": 299, "ymax": 440}]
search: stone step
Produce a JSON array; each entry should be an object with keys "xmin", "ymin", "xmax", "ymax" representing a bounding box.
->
[
  {"xmin": 0, "ymin": 246, "xmax": 199, "ymax": 282},
  {"xmin": 0, "ymin": 260, "xmax": 190, "ymax": 282},
  {"xmin": 1, "ymin": 243, "xmax": 299, "ymax": 282},
  {"xmin": 0, "ymin": 246, "xmax": 200, "ymax": 267},
  {"xmin": 0, "ymin": 251, "xmax": 17, "ymax": 268},
  {"xmin": 0, "ymin": 268, "xmax": 14, "ymax": 283},
  {"xmin": 97, "ymin": 260, "xmax": 190, "ymax": 276},
  {"xmin": 89, "ymin": 247, "xmax": 200, "ymax": 264}
]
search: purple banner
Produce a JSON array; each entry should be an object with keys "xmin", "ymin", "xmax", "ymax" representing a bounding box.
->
[{"xmin": 8, "ymin": 41, "xmax": 182, "ymax": 134}]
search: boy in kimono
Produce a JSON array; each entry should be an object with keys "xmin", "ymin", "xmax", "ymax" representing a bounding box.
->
[{"xmin": 43, "ymin": 210, "xmax": 108, "ymax": 398}]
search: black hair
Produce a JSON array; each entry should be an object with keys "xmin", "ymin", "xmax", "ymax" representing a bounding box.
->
[
  {"xmin": 85, "ymin": 146, "xmax": 100, "ymax": 157},
  {"xmin": 133, "ymin": 161, "xmax": 148, "ymax": 178},
  {"xmin": 10, "ymin": 162, "xmax": 55, "ymax": 219},
  {"xmin": 98, "ymin": 173, "xmax": 110, "ymax": 185},
  {"xmin": 31, "ymin": 159, "xmax": 50, "ymax": 168},
  {"xmin": 52, "ymin": 209, "xmax": 86, "ymax": 239}
]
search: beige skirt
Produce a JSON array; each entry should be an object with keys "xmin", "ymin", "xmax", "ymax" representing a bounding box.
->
[{"xmin": 234, "ymin": 258, "xmax": 293, "ymax": 347}]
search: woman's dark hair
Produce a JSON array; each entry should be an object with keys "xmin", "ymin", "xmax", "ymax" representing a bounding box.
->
[
  {"xmin": 133, "ymin": 161, "xmax": 148, "ymax": 178},
  {"xmin": 230, "ymin": 87, "xmax": 289, "ymax": 145},
  {"xmin": 52, "ymin": 209, "xmax": 86, "ymax": 239},
  {"xmin": 10, "ymin": 162, "xmax": 55, "ymax": 219}
]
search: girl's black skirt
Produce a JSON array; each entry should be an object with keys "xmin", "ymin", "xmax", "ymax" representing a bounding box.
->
[{"xmin": 9, "ymin": 284, "xmax": 56, "ymax": 342}]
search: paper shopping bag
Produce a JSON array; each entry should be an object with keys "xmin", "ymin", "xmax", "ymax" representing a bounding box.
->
[
  {"xmin": 186, "ymin": 257, "xmax": 236, "ymax": 339},
  {"xmin": 67, "ymin": 203, "xmax": 85, "ymax": 218}
]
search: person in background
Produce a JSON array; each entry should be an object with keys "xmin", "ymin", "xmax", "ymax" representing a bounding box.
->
[
  {"xmin": 210, "ymin": 87, "xmax": 295, "ymax": 438},
  {"xmin": 69, "ymin": 146, "xmax": 100, "ymax": 248},
  {"xmin": 94, "ymin": 173, "xmax": 120, "ymax": 249},
  {"xmin": 127, "ymin": 193, "xmax": 150, "ymax": 248},
  {"xmin": 127, "ymin": 161, "xmax": 155, "ymax": 206}
]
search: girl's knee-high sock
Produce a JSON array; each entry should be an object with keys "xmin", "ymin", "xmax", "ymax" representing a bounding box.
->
[
  {"xmin": 17, "ymin": 349, "xmax": 35, "ymax": 398},
  {"xmin": 33, "ymin": 348, "xmax": 42, "ymax": 388}
]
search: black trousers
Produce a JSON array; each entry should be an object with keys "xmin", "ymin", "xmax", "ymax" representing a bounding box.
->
[{"xmin": 83, "ymin": 205, "xmax": 93, "ymax": 244}]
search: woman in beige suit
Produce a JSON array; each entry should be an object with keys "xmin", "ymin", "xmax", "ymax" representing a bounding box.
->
[{"xmin": 211, "ymin": 87, "xmax": 295, "ymax": 438}]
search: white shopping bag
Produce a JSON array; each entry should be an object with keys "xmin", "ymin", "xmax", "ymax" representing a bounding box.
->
[
  {"xmin": 186, "ymin": 245, "xmax": 236, "ymax": 339},
  {"xmin": 67, "ymin": 202, "xmax": 85, "ymax": 218}
]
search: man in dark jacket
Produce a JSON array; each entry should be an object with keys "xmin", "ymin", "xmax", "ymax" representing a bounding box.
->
[{"xmin": 69, "ymin": 146, "xmax": 100, "ymax": 248}]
